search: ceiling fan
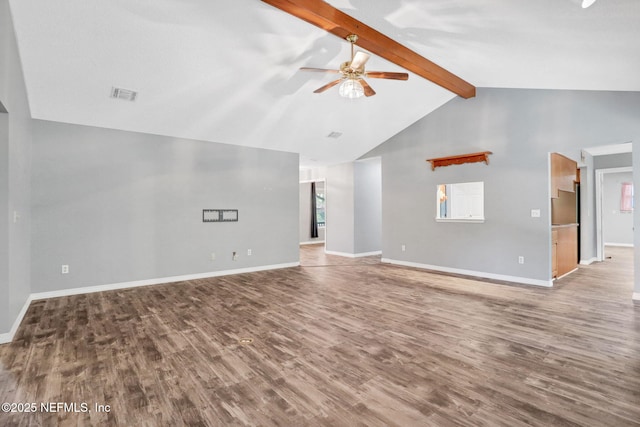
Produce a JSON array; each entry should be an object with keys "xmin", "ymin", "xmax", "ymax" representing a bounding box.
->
[
  {"xmin": 301, "ymin": 34, "xmax": 409, "ymax": 98},
  {"xmin": 260, "ymin": 0, "xmax": 475, "ymax": 99}
]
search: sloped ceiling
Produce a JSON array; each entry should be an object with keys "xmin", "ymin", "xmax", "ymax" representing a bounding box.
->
[{"xmin": 8, "ymin": 0, "xmax": 640, "ymax": 167}]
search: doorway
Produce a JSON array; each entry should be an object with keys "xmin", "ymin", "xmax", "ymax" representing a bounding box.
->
[
  {"xmin": 299, "ymin": 178, "xmax": 326, "ymax": 245},
  {"xmin": 582, "ymin": 142, "xmax": 634, "ymax": 298},
  {"xmin": 595, "ymin": 167, "xmax": 633, "ymax": 261}
]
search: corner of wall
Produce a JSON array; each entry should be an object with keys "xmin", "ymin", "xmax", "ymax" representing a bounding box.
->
[{"xmin": 0, "ymin": 0, "xmax": 37, "ymax": 335}]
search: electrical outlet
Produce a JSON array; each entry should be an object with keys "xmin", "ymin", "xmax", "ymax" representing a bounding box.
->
[
  {"xmin": 531, "ymin": 209, "xmax": 541, "ymax": 218},
  {"xmin": 518, "ymin": 256, "xmax": 525, "ymax": 265},
  {"xmin": 61, "ymin": 265, "xmax": 69, "ymax": 274},
  {"xmin": 401, "ymin": 245, "xmax": 406, "ymax": 252},
  {"xmin": 210, "ymin": 253, "xmax": 216, "ymax": 261},
  {"xmin": 247, "ymin": 249, "xmax": 252, "ymax": 256}
]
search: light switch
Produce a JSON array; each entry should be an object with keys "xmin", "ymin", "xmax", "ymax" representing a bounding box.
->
[{"xmin": 531, "ymin": 209, "xmax": 541, "ymax": 218}]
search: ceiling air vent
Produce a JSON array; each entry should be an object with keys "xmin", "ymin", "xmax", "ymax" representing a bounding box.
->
[
  {"xmin": 110, "ymin": 87, "xmax": 138, "ymax": 102},
  {"xmin": 327, "ymin": 131, "xmax": 342, "ymax": 139}
]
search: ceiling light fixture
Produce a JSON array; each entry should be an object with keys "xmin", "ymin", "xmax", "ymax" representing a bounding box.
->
[
  {"xmin": 582, "ymin": 0, "xmax": 597, "ymax": 8},
  {"xmin": 338, "ymin": 78, "xmax": 365, "ymax": 99}
]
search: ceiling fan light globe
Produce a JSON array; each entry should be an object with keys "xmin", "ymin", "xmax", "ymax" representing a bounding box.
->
[
  {"xmin": 339, "ymin": 79, "xmax": 365, "ymax": 98},
  {"xmin": 582, "ymin": 0, "xmax": 596, "ymax": 8}
]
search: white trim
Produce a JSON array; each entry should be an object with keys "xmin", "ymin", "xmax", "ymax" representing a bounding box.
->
[
  {"xmin": 324, "ymin": 250, "xmax": 355, "ymax": 258},
  {"xmin": 29, "ymin": 263, "xmax": 300, "ymax": 301},
  {"xmin": 354, "ymin": 251, "xmax": 382, "ymax": 258},
  {"xmin": 300, "ymin": 240, "xmax": 325, "ymax": 246},
  {"xmin": 633, "ymin": 292, "xmax": 640, "ymax": 301},
  {"xmin": 0, "ymin": 262, "xmax": 299, "ymax": 343},
  {"xmin": 583, "ymin": 142, "xmax": 632, "ymax": 157},
  {"xmin": 324, "ymin": 250, "xmax": 381, "ymax": 258},
  {"xmin": 557, "ymin": 268, "xmax": 579, "ymax": 280},
  {"xmin": 595, "ymin": 169, "xmax": 604, "ymax": 262},
  {"xmin": 435, "ymin": 218, "xmax": 485, "ymax": 224},
  {"xmin": 381, "ymin": 258, "xmax": 553, "ymax": 288},
  {"xmin": 604, "ymin": 243, "xmax": 634, "ymax": 248},
  {"xmin": 580, "ymin": 257, "xmax": 598, "ymax": 265},
  {"xmin": 299, "ymin": 178, "xmax": 326, "ymax": 184},
  {"xmin": 595, "ymin": 167, "xmax": 633, "ymax": 262}
]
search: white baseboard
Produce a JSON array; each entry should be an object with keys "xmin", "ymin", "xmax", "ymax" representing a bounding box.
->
[
  {"xmin": 557, "ymin": 268, "xmax": 579, "ymax": 280},
  {"xmin": 354, "ymin": 251, "xmax": 382, "ymax": 258},
  {"xmin": 30, "ymin": 262, "xmax": 300, "ymax": 301},
  {"xmin": 300, "ymin": 240, "xmax": 325, "ymax": 246},
  {"xmin": 381, "ymin": 258, "xmax": 553, "ymax": 288},
  {"xmin": 605, "ymin": 243, "xmax": 634, "ymax": 248},
  {"xmin": 324, "ymin": 250, "xmax": 356, "ymax": 258},
  {"xmin": 324, "ymin": 250, "xmax": 382, "ymax": 258},
  {"xmin": 580, "ymin": 257, "xmax": 598, "ymax": 265},
  {"xmin": 0, "ymin": 262, "xmax": 300, "ymax": 344},
  {"xmin": 633, "ymin": 292, "xmax": 640, "ymax": 301}
]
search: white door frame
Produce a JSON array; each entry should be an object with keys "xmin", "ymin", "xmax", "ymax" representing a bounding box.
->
[{"xmin": 595, "ymin": 167, "xmax": 632, "ymax": 261}]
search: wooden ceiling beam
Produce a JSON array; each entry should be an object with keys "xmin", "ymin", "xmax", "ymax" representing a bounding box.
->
[{"xmin": 261, "ymin": 0, "xmax": 476, "ymax": 99}]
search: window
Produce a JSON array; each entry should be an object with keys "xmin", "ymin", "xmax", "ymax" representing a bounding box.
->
[
  {"xmin": 436, "ymin": 181, "xmax": 484, "ymax": 222},
  {"xmin": 620, "ymin": 182, "xmax": 633, "ymax": 213},
  {"xmin": 316, "ymin": 190, "xmax": 326, "ymax": 227}
]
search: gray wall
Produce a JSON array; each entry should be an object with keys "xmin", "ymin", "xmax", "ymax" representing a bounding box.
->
[
  {"xmin": 634, "ymin": 146, "xmax": 640, "ymax": 296},
  {"xmin": 602, "ymin": 172, "xmax": 633, "ymax": 246},
  {"xmin": 594, "ymin": 152, "xmax": 632, "ymax": 169},
  {"xmin": 31, "ymin": 120, "xmax": 299, "ymax": 293},
  {"xmin": 325, "ymin": 163, "xmax": 355, "ymax": 254},
  {"xmin": 580, "ymin": 152, "xmax": 597, "ymax": 263},
  {"xmin": 0, "ymin": 111, "xmax": 8, "ymax": 331},
  {"xmin": 0, "ymin": 0, "xmax": 33, "ymax": 336},
  {"xmin": 365, "ymin": 88, "xmax": 640, "ymax": 284},
  {"xmin": 354, "ymin": 158, "xmax": 382, "ymax": 254},
  {"xmin": 323, "ymin": 160, "xmax": 382, "ymax": 256}
]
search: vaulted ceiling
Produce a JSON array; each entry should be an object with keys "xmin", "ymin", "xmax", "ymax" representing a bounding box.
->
[{"xmin": 8, "ymin": 0, "xmax": 640, "ymax": 167}]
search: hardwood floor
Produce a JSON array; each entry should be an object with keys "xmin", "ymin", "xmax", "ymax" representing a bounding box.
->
[{"xmin": 1, "ymin": 246, "xmax": 638, "ymax": 426}]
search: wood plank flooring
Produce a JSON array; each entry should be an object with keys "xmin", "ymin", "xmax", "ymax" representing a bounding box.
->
[{"xmin": 1, "ymin": 245, "xmax": 638, "ymax": 426}]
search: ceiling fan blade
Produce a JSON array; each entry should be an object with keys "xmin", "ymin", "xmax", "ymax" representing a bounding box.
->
[
  {"xmin": 360, "ymin": 79, "xmax": 376, "ymax": 97},
  {"xmin": 349, "ymin": 51, "xmax": 370, "ymax": 71},
  {"xmin": 313, "ymin": 78, "xmax": 343, "ymax": 93},
  {"xmin": 366, "ymin": 71, "xmax": 409, "ymax": 81},
  {"xmin": 260, "ymin": 0, "xmax": 475, "ymax": 99},
  {"xmin": 300, "ymin": 67, "xmax": 340, "ymax": 73}
]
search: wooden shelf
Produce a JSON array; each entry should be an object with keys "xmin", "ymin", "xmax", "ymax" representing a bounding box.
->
[{"xmin": 426, "ymin": 151, "xmax": 492, "ymax": 171}]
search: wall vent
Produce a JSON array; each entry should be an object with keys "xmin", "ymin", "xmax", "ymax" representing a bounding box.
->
[{"xmin": 110, "ymin": 87, "xmax": 138, "ymax": 101}]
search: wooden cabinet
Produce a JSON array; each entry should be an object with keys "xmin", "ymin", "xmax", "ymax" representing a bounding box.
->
[
  {"xmin": 553, "ymin": 225, "xmax": 578, "ymax": 278},
  {"xmin": 550, "ymin": 153, "xmax": 578, "ymax": 198},
  {"xmin": 551, "ymin": 190, "xmax": 577, "ymax": 224},
  {"xmin": 550, "ymin": 153, "xmax": 578, "ymax": 279}
]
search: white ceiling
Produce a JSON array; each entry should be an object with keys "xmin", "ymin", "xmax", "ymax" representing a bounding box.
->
[{"xmin": 8, "ymin": 0, "xmax": 640, "ymax": 167}]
